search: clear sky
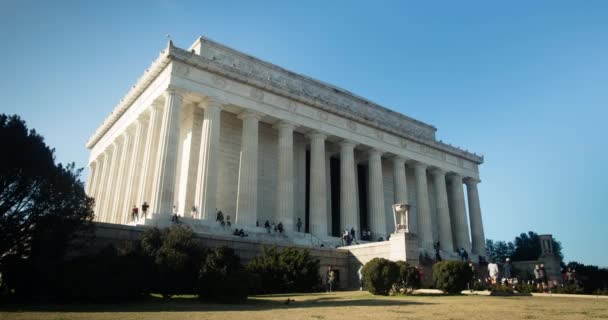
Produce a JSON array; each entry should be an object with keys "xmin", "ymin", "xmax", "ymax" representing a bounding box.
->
[{"xmin": 1, "ymin": 0, "xmax": 607, "ymax": 266}]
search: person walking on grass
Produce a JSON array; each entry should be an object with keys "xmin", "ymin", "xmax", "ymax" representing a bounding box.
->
[{"xmin": 326, "ymin": 266, "xmax": 336, "ymax": 292}]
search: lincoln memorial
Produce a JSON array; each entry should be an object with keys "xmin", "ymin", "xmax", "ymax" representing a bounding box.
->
[{"xmin": 85, "ymin": 36, "xmax": 487, "ymax": 258}]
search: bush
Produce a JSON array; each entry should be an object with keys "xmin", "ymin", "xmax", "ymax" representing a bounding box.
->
[
  {"xmin": 141, "ymin": 225, "xmax": 204, "ymax": 298},
  {"xmin": 392, "ymin": 261, "xmax": 421, "ymax": 295},
  {"xmin": 432, "ymin": 261, "xmax": 473, "ymax": 294},
  {"xmin": 489, "ymin": 284, "xmax": 515, "ymax": 296},
  {"xmin": 362, "ymin": 258, "xmax": 399, "ymax": 295},
  {"xmin": 198, "ymin": 247, "xmax": 248, "ymax": 302},
  {"xmin": 246, "ymin": 246, "xmax": 321, "ymax": 293}
]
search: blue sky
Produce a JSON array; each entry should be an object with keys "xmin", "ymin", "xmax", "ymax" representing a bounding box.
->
[{"xmin": 1, "ymin": 1, "xmax": 607, "ymax": 266}]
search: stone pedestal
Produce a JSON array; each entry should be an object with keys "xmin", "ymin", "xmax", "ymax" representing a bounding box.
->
[{"xmin": 389, "ymin": 232, "xmax": 419, "ymax": 265}]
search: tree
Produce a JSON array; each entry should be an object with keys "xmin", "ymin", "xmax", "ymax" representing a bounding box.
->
[
  {"xmin": 0, "ymin": 114, "xmax": 94, "ymax": 298},
  {"xmin": 246, "ymin": 246, "xmax": 321, "ymax": 293},
  {"xmin": 486, "ymin": 239, "xmax": 515, "ymax": 263},
  {"xmin": 140, "ymin": 225, "xmax": 203, "ymax": 298},
  {"xmin": 198, "ymin": 246, "xmax": 249, "ymax": 302},
  {"xmin": 511, "ymin": 231, "xmax": 563, "ymax": 263}
]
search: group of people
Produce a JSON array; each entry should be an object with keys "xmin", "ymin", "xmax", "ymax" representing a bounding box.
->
[
  {"xmin": 341, "ymin": 228, "xmax": 358, "ymax": 246},
  {"xmin": 216, "ymin": 210, "xmax": 231, "ymax": 227},
  {"xmin": 260, "ymin": 220, "xmax": 285, "ymax": 234},
  {"xmin": 359, "ymin": 228, "xmax": 373, "ymax": 241},
  {"xmin": 131, "ymin": 202, "xmax": 150, "ymax": 221},
  {"xmin": 232, "ymin": 228, "xmax": 248, "ymax": 237}
]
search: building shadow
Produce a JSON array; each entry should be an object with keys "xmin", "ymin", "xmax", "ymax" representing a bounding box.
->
[{"xmin": 0, "ymin": 293, "xmax": 433, "ymax": 313}]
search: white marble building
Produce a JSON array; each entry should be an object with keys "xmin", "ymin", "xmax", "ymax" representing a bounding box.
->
[{"xmin": 86, "ymin": 36, "xmax": 486, "ymax": 256}]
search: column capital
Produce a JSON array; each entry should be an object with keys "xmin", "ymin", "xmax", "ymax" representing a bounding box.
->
[
  {"xmin": 464, "ymin": 177, "xmax": 481, "ymax": 186},
  {"xmin": 339, "ymin": 139, "xmax": 357, "ymax": 149},
  {"xmin": 164, "ymin": 87, "xmax": 185, "ymax": 100},
  {"xmin": 238, "ymin": 109, "xmax": 263, "ymax": 121},
  {"xmin": 272, "ymin": 120, "xmax": 297, "ymax": 131},
  {"xmin": 307, "ymin": 130, "xmax": 327, "ymax": 141},
  {"xmin": 197, "ymin": 97, "xmax": 224, "ymax": 111},
  {"xmin": 413, "ymin": 161, "xmax": 427, "ymax": 171},
  {"xmin": 447, "ymin": 172, "xmax": 463, "ymax": 182},
  {"xmin": 430, "ymin": 167, "xmax": 446, "ymax": 177},
  {"xmin": 368, "ymin": 148, "xmax": 384, "ymax": 157},
  {"xmin": 390, "ymin": 155, "xmax": 408, "ymax": 165}
]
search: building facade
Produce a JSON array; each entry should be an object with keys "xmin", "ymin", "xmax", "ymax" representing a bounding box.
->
[{"xmin": 86, "ymin": 37, "xmax": 486, "ymax": 256}]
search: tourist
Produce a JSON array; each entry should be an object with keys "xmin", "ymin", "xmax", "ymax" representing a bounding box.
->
[
  {"xmin": 216, "ymin": 209, "xmax": 224, "ymax": 223},
  {"xmin": 540, "ymin": 264, "xmax": 548, "ymax": 292},
  {"xmin": 504, "ymin": 258, "xmax": 512, "ymax": 280},
  {"xmin": 350, "ymin": 227, "xmax": 357, "ymax": 244},
  {"xmin": 326, "ymin": 266, "xmax": 335, "ymax": 292},
  {"xmin": 434, "ymin": 241, "xmax": 442, "ymax": 261},
  {"xmin": 357, "ymin": 265, "xmax": 364, "ymax": 291},
  {"xmin": 141, "ymin": 201, "xmax": 149, "ymax": 218},
  {"xmin": 233, "ymin": 228, "xmax": 240, "ymax": 236},
  {"xmin": 534, "ymin": 264, "xmax": 543, "ymax": 290},
  {"xmin": 488, "ymin": 260, "xmax": 499, "ymax": 284},
  {"xmin": 239, "ymin": 229, "xmax": 247, "ymax": 237},
  {"xmin": 226, "ymin": 215, "xmax": 231, "ymax": 227},
  {"xmin": 171, "ymin": 213, "xmax": 180, "ymax": 224},
  {"xmin": 256, "ymin": 220, "xmax": 259, "ymax": 227},
  {"xmin": 131, "ymin": 205, "xmax": 139, "ymax": 221},
  {"xmin": 272, "ymin": 222, "xmax": 277, "ymax": 232},
  {"xmin": 264, "ymin": 220, "xmax": 270, "ymax": 233},
  {"xmin": 468, "ymin": 262, "xmax": 476, "ymax": 291},
  {"xmin": 191, "ymin": 205, "xmax": 197, "ymax": 218},
  {"xmin": 277, "ymin": 222, "xmax": 284, "ymax": 234},
  {"xmin": 296, "ymin": 218, "xmax": 302, "ymax": 232}
]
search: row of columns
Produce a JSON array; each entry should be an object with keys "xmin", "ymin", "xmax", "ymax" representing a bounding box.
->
[{"xmin": 87, "ymin": 89, "xmax": 485, "ymax": 255}]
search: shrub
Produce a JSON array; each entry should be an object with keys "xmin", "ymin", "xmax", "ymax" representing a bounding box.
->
[
  {"xmin": 141, "ymin": 225, "xmax": 204, "ymax": 298},
  {"xmin": 198, "ymin": 247, "xmax": 248, "ymax": 302},
  {"xmin": 246, "ymin": 246, "xmax": 321, "ymax": 293},
  {"xmin": 362, "ymin": 258, "xmax": 399, "ymax": 295},
  {"xmin": 489, "ymin": 284, "xmax": 515, "ymax": 296},
  {"xmin": 432, "ymin": 261, "xmax": 473, "ymax": 294},
  {"xmin": 392, "ymin": 261, "xmax": 421, "ymax": 295}
]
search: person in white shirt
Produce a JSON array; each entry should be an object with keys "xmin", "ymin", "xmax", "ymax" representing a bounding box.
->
[{"xmin": 488, "ymin": 261, "xmax": 499, "ymax": 284}]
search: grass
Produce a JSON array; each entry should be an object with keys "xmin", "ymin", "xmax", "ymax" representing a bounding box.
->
[{"xmin": 1, "ymin": 291, "xmax": 607, "ymax": 320}]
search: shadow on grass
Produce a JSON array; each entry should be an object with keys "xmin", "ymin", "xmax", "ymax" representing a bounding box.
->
[{"xmin": 0, "ymin": 293, "xmax": 433, "ymax": 313}]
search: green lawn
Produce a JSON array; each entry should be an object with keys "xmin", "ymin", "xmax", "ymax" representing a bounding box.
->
[{"xmin": 1, "ymin": 291, "xmax": 607, "ymax": 320}]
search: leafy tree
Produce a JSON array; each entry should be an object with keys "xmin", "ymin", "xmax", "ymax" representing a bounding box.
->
[
  {"xmin": 432, "ymin": 261, "xmax": 473, "ymax": 294},
  {"xmin": 0, "ymin": 114, "xmax": 94, "ymax": 298},
  {"xmin": 246, "ymin": 246, "xmax": 321, "ymax": 293},
  {"xmin": 362, "ymin": 258, "xmax": 400, "ymax": 295},
  {"xmin": 566, "ymin": 261, "xmax": 608, "ymax": 294},
  {"xmin": 141, "ymin": 224, "xmax": 203, "ymax": 298},
  {"xmin": 198, "ymin": 246, "xmax": 248, "ymax": 302},
  {"xmin": 511, "ymin": 231, "xmax": 563, "ymax": 263},
  {"xmin": 486, "ymin": 239, "xmax": 515, "ymax": 263},
  {"xmin": 395, "ymin": 261, "xmax": 421, "ymax": 294}
]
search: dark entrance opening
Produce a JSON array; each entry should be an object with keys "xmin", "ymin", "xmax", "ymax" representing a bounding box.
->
[
  {"xmin": 329, "ymin": 156, "xmax": 341, "ymax": 237},
  {"xmin": 357, "ymin": 164, "xmax": 368, "ymax": 233}
]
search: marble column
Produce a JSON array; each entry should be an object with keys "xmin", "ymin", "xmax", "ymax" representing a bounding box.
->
[
  {"xmin": 392, "ymin": 156, "xmax": 408, "ymax": 204},
  {"xmin": 137, "ymin": 104, "xmax": 162, "ymax": 209},
  {"xmin": 177, "ymin": 106, "xmax": 203, "ymax": 217},
  {"xmin": 121, "ymin": 116, "xmax": 148, "ymax": 221},
  {"xmin": 236, "ymin": 111, "xmax": 261, "ymax": 226},
  {"xmin": 414, "ymin": 162, "xmax": 433, "ymax": 250},
  {"xmin": 92, "ymin": 153, "xmax": 107, "ymax": 216},
  {"xmin": 340, "ymin": 140, "xmax": 358, "ymax": 234},
  {"xmin": 110, "ymin": 133, "xmax": 131, "ymax": 223},
  {"xmin": 368, "ymin": 148, "xmax": 386, "ymax": 240},
  {"xmin": 309, "ymin": 131, "xmax": 328, "ymax": 237},
  {"xmin": 194, "ymin": 98, "xmax": 222, "ymax": 220},
  {"xmin": 86, "ymin": 161, "xmax": 97, "ymax": 196},
  {"xmin": 447, "ymin": 173, "xmax": 471, "ymax": 252},
  {"xmin": 431, "ymin": 168, "xmax": 454, "ymax": 252},
  {"xmin": 275, "ymin": 121, "xmax": 295, "ymax": 231},
  {"xmin": 465, "ymin": 178, "xmax": 486, "ymax": 256},
  {"xmin": 150, "ymin": 89, "xmax": 183, "ymax": 216},
  {"xmin": 101, "ymin": 142, "xmax": 120, "ymax": 222}
]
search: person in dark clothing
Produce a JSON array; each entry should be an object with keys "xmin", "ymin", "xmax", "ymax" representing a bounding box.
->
[
  {"xmin": 277, "ymin": 222, "xmax": 284, "ymax": 234},
  {"xmin": 296, "ymin": 218, "xmax": 302, "ymax": 232},
  {"xmin": 141, "ymin": 202, "xmax": 149, "ymax": 218},
  {"xmin": 264, "ymin": 220, "xmax": 271, "ymax": 233}
]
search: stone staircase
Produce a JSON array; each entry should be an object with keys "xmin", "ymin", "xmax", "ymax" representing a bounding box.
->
[{"xmin": 131, "ymin": 215, "xmax": 343, "ymax": 248}]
